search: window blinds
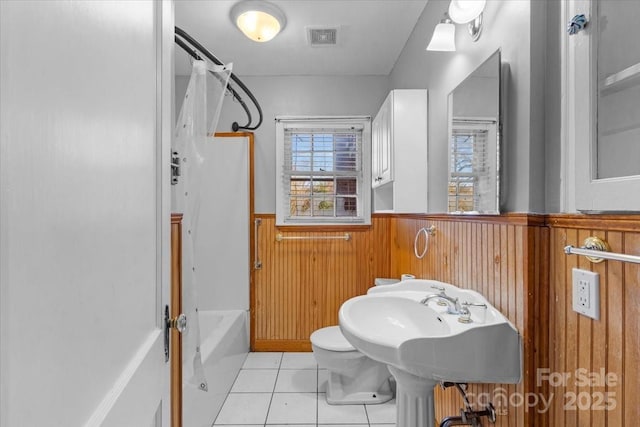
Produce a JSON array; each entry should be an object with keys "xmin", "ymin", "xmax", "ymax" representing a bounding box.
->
[
  {"xmin": 449, "ymin": 123, "xmax": 490, "ymax": 212},
  {"xmin": 282, "ymin": 126, "xmax": 363, "ymax": 221}
]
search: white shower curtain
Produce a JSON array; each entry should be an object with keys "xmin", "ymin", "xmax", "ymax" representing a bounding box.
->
[{"xmin": 174, "ymin": 59, "xmax": 232, "ymax": 391}]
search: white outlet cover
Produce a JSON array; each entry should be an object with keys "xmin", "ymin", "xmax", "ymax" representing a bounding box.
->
[{"xmin": 572, "ymin": 268, "xmax": 600, "ymax": 320}]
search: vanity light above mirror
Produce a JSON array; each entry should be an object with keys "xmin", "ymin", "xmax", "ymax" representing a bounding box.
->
[{"xmin": 426, "ymin": 0, "xmax": 487, "ymax": 51}]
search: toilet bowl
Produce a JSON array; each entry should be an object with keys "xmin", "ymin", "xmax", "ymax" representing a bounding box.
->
[{"xmin": 311, "ymin": 326, "xmax": 394, "ymax": 405}]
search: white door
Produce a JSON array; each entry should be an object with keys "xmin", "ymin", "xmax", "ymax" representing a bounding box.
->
[{"xmin": 0, "ymin": 1, "xmax": 173, "ymax": 426}]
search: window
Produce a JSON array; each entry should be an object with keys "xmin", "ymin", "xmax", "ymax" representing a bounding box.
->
[
  {"xmin": 448, "ymin": 120, "xmax": 496, "ymax": 213},
  {"xmin": 276, "ymin": 117, "xmax": 371, "ymax": 226}
]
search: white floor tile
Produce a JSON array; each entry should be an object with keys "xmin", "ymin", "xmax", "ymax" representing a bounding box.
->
[
  {"xmin": 266, "ymin": 392, "xmax": 317, "ymax": 424},
  {"xmin": 242, "ymin": 352, "xmax": 283, "ymax": 369},
  {"xmin": 280, "ymin": 352, "xmax": 318, "ymax": 369},
  {"xmin": 214, "ymin": 393, "xmax": 272, "ymax": 425},
  {"xmin": 274, "ymin": 369, "xmax": 317, "ymax": 392},
  {"xmin": 216, "ymin": 352, "xmax": 398, "ymax": 427},
  {"xmin": 318, "ymin": 369, "xmax": 328, "ymax": 393},
  {"xmin": 365, "ymin": 399, "xmax": 397, "ymax": 424},
  {"xmin": 317, "ymin": 393, "xmax": 369, "ymax": 424},
  {"xmin": 231, "ymin": 369, "xmax": 278, "ymax": 392}
]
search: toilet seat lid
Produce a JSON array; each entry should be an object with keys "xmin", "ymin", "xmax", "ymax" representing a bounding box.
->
[{"xmin": 310, "ymin": 326, "xmax": 355, "ymax": 352}]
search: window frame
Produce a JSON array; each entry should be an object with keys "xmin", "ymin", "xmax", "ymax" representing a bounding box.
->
[
  {"xmin": 448, "ymin": 119, "xmax": 498, "ymax": 213},
  {"xmin": 275, "ymin": 116, "xmax": 372, "ymax": 226}
]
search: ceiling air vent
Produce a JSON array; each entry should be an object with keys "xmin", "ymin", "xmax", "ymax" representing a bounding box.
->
[{"xmin": 307, "ymin": 27, "xmax": 338, "ymax": 46}]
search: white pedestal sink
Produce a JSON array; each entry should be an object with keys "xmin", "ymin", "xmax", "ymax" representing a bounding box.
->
[
  {"xmin": 389, "ymin": 366, "xmax": 438, "ymax": 427},
  {"xmin": 339, "ymin": 280, "xmax": 522, "ymax": 427}
]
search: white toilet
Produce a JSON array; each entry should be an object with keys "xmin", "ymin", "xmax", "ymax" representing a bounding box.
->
[{"xmin": 310, "ymin": 326, "xmax": 394, "ymax": 405}]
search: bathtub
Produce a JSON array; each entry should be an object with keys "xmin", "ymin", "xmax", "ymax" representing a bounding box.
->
[{"xmin": 183, "ymin": 309, "xmax": 249, "ymax": 427}]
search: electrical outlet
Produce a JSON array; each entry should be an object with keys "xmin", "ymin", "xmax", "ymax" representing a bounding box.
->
[
  {"xmin": 572, "ymin": 268, "xmax": 599, "ymax": 320},
  {"xmin": 577, "ymin": 280, "xmax": 589, "ymax": 308}
]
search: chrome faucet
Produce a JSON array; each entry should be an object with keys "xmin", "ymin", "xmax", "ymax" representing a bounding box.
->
[
  {"xmin": 458, "ymin": 301, "xmax": 488, "ymax": 324},
  {"xmin": 420, "ymin": 293, "xmax": 463, "ymax": 315}
]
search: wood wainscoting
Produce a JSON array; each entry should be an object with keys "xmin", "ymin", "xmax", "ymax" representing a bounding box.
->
[
  {"xmin": 388, "ymin": 214, "xmax": 549, "ymax": 427},
  {"xmin": 250, "ymin": 212, "xmax": 640, "ymax": 426},
  {"xmin": 251, "ymin": 213, "xmax": 548, "ymax": 425},
  {"xmin": 546, "ymin": 215, "xmax": 640, "ymax": 427},
  {"xmin": 252, "ymin": 214, "xmax": 391, "ymax": 351}
]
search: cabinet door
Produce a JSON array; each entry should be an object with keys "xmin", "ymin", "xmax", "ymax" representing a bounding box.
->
[
  {"xmin": 566, "ymin": 0, "xmax": 640, "ymax": 211},
  {"xmin": 377, "ymin": 94, "xmax": 394, "ymax": 186},
  {"xmin": 372, "ymin": 112, "xmax": 382, "ymax": 188}
]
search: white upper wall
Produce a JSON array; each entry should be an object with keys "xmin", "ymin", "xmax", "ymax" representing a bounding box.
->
[
  {"xmin": 389, "ymin": 0, "xmax": 544, "ymax": 213},
  {"xmin": 544, "ymin": 1, "xmax": 562, "ymax": 213},
  {"xmin": 452, "ymin": 75, "xmax": 499, "ymax": 118},
  {"xmin": 176, "ymin": 0, "xmax": 554, "ymax": 214},
  {"xmin": 176, "ymin": 74, "xmax": 389, "ymax": 213}
]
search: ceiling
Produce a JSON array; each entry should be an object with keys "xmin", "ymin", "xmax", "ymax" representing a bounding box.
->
[{"xmin": 174, "ymin": 0, "xmax": 429, "ymax": 77}]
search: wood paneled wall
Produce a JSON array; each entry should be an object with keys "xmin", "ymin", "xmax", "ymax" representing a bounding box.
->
[
  {"xmin": 252, "ymin": 214, "xmax": 391, "ymax": 351},
  {"xmin": 546, "ymin": 215, "xmax": 640, "ymax": 426},
  {"xmin": 388, "ymin": 214, "xmax": 548, "ymax": 427},
  {"xmin": 250, "ymin": 212, "xmax": 640, "ymax": 426}
]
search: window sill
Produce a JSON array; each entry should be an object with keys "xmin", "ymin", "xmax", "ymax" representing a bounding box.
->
[{"xmin": 276, "ymin": 223, "xmax": 372, "ymax": 232}]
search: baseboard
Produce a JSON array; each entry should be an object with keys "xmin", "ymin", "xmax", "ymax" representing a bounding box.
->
[{"xmin": 252, "ymin": 340, "xmax": 312, "ymax": 352}]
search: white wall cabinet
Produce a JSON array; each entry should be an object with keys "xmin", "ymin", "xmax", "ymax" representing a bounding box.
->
[
  {"xmin": 563, "ymin": 0, "xmax": 640, "ymax": 211},
  {"xmin": 372, "ymin": 94, "xmax": 393, "ymax": 187},
  {"xmin": 372, "ymin": 89, "xmax": 428, "ymax": 213}
]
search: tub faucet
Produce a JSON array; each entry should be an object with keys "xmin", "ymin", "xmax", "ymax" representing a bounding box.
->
[{"xmin": 420, "ymin": 293, "xmax": 462, "ymax": 315}]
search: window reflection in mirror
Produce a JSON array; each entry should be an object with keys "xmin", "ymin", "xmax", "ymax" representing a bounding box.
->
[{"xmin": 448, "ymin": 50, "xmax": 501, "ymax": 214}]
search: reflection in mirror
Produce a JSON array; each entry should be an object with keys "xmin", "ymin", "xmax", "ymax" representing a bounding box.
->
[{"xmin": 448, "ymin": 50, "xmax": 501, "ymax": 214}]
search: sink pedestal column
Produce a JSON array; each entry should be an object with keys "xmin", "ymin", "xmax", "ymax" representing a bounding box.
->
[{"xmin": 388, "ymin": 366, "xmax": 437, "ymax": 427}]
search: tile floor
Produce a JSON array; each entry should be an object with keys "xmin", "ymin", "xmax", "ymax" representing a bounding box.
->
[{"xmin": 213, "ymin": 352, "xmax": 396, "ymax": 427}]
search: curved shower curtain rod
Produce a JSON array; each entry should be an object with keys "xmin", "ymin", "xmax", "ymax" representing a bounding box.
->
[{"xmin": 175, "ymin": 26, "xmax": 263, "ymax": 132}]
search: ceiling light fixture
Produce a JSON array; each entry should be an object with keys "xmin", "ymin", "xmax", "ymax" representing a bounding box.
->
[
  {"xmin": 230, "ymin": 0, "xmax": 286, "ymax": 43},
  {"xmin": 448, "ymin": 0, "xmax": 486, "ymax": 42},
  {"xmin": 426, "ymin": 16, "xmax": 456, "ymax": 52}
]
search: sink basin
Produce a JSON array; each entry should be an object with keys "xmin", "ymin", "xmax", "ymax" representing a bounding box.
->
[
  {"xmin": 339, "ymin": 293, "xmax": 521, "ymax": 384},
  {"xmin": 339, "ymin": 282, "xmax": 522, "ymax": 427},
  {"xmin": 367, "ymin": 278, "xmax": 470, "ymax": 296},
  {"xmin": 339, "ymin": 296, "xmax": 450, "ymax": 366}
]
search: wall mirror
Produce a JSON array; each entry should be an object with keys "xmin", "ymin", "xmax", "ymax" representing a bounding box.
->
[{"xmin": 447, "ymin": 49, "xmax": 501, "ymax": 214}]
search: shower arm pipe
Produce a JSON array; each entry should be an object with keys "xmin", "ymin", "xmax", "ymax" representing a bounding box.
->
[{"xmin": 175, "ymin": 26, "xmax": 263, "ymax": 131}]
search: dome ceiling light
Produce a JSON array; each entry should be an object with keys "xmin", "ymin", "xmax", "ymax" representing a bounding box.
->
[{"xmin": 230, "ymin": 0, "xmax": 287, "ymax": 43}]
